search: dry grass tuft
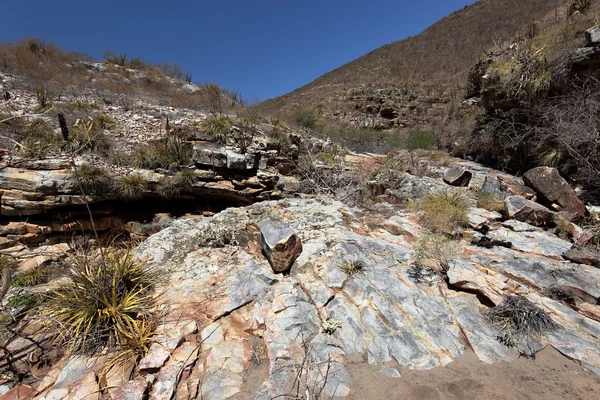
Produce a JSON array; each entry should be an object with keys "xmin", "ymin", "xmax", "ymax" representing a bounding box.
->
[{"xmin": 412, "ymin": 191, "xmax": 470, "ymax": 234}]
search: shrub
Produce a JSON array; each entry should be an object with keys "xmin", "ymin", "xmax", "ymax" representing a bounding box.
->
[
  {"xmin": 406, "ymin": 130, "xmax": 437, "ymax": 151},
  {"xmin": 14, "ymin": 266, "xmax": 49, "ymax": 287},
  {"xmin": 70, "ymin": 123, "xmax": 113, "ymax": 157},
  {"xmin": 293, "ymin": 109, "xmax": 318, "ymax": 129},
  {"xmin": 90, "ymin": 114, "xmax": 116, "ymax": 130},
  {"xmin": 413, "ymin": 191, "xmax": 470, "ymax": 234},
  {"xmin": 15, "ymin": 118, "xmax": 62, "ymax": 158},
  {"xmin": 118, "ymin": 174, "xmax": 148, "ymax": 200},
  {"xmin": 74, "ymin": 163, "xmax": 115, "ymax": 195},
  {"xmin": 131, "ymin": 136, "xmax": 191, "ymax": 170},
  {"xmin": 202, "ymin": 115, "xmax": 231, "ymax": 143},
  {"xmin": 484, "ymin": 295, "xmax": 557, "ymax": 349},
  {"xmin": 412, "ymin": 232, "xmax": 460, "ymax": 272},
  {"xmin": 268, "ymin": 127, "xmax": 291, "ymax": 148},
  {"xmin": 41, "ymin": 249, "xmax": 157, "ymax": 356},
  {"xmin": 321, "ymin": 318, "xmax": 342, "ymax": 335},
  {"xmin": 34, "ymin": 82, "xmax": 52, "ymax": 113}
]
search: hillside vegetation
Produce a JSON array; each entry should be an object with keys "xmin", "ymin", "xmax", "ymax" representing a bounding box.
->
[{"xmin": 260, "ymin": 0, "xmax": 565, "ymax": 114}]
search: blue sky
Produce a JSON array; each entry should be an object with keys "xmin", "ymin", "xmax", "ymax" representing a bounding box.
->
[{"xmin": 2, "ymin": 0, "xmax": 475, "ymax": 101}]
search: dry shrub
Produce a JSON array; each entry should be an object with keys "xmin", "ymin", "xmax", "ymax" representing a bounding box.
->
[
  {"xmin": 412, "ymin": 232, "xmax": 460, "ymax": 273},
  {"xmin": 412, "ymin": 191, "xmax": 470, "ymax": 234},
  {"xmin": 477, "ymin": 192, "xmax": 506, "ymax": 213},
  {"xmin": 484, "ymin": 295, "xmax": 557, "ymax": 349}
]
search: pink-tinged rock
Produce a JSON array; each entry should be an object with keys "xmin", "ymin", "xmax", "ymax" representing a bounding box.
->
[
  {"xmin": 563, "ymin": 247, "xmax": 600, "ymax": 268},
  {"xmin": 505, "ymin": 196, "xmax": 555, "ymax": 226},
  {"xmin": 138, "ymin": 344, "xmax": 171, "ymax": 371},
  {"xmin": 169, "ymin": 342, "xmax": 198, "ymax": 369},
  {"xmin": 149, "ymin": 365, "xmax": 179, "ymax": 400},
  {"xmin": 68, "ymin": 371, "xmax": 99, "ymax": 400},
  {"xmin": 523, "ymin": 167, "xmax": 586, "ymax": 220},
  {"xmin": 259, "ymin": 219, "xmax": 303, "ymax": 273},
  {"xmin": 0, "ymin": 385, "xmax": 35, "ymax": 400},
  {"xmin": 110, "ymin": 379, "xmax": 149, "ymax": 400}
]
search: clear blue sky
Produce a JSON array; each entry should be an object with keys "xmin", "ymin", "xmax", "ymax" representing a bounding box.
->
[{"xmin": 2, "ymin": 0, "xmax": 475, "ymax": 101}]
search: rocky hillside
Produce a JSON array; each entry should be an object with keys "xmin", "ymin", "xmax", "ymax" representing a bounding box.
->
[{"xmin": 259, "ymin": 0, "xmax": 564, "ymax": 125}]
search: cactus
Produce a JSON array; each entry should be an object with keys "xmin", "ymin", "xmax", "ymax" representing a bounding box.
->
[{"xmin": 35, "ymin": 82, "xmax": 50, "ymax": 111}]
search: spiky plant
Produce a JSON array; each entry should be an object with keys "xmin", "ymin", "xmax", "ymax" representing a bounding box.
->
[
  {"xmin": 118, "ymin": 174, "xmax": 148, "ymax": 201},
  {"xmin": 41, "ymin": 249, "xmax": 158, "ymax": 355},
  {"xmin": 173, "ymin": 169, "xmax": 199, "ymax": 187},
  {"xmin": 202, "ymin": 115, "xmax": 231, "ymax": 143},
  {"xmin": 157, "ymin": 178, "xmax": 181, "ymax": 199},
  {"xmin": 74, "ymin": 164, "xmax": 115, "ymax": 195}
]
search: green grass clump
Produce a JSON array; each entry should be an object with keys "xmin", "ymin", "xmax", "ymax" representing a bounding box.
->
[
  {"xmin": 157, "ymin": 178, "xmax": 181, "ymax": 199},
  {"xmin": 173, "ymin": 169, "xmax": 199, "ymax": 187},
  {"xmin": 413, "ymin": 191, "xmax": 470, "ymax": 234},
  {"xmin": 74, "ymin": 163, "xmax": 115, "ymax": 195},
  {"xmin": 202, "ymin": 115, "xmax": 232, "ymax": 143},
  {"xmin": 41, "ymin": 249, "xmax": 158, "ymax": 357},
  {"xmin": 118, "ymin": 174, "xmax": 148, "ymax": 200}
]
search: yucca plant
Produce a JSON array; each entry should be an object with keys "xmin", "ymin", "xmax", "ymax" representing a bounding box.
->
[
  {"xmin": 41, "ymin": 249, "xmax": 158, "ymax": 355},
  {"xmin": 202, "ymin": 115, "xmax": 232, "ymax": 143},
  {"xmin": 118, "ymin": 174, "xmax": 148, "ymax": 201}
]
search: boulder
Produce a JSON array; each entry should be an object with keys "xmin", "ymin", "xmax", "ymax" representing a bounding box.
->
[
  {"xmin": 505, "ymin": 196, "xmax": 555, "ymax": 226},
  {"xmin": 480, "ymin": 175, "xmax": 536, "ymax": 200},
  {"xmin": 259, "ymin": 219, "xmax": 302, "ymax": 273},
  {"xmin": 523, "ymin": 167, "xmax": 586, "ymax": 220},
  {"xmin": 563, "ymin": 247, "xmax": 600, "ymax": 268},
  {"xmin": 443, "ymin": 167, "xmax": 472, "ymax": 187}
]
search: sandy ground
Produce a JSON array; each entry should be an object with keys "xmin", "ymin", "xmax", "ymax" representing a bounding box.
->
[{"xmin": 236, "ymin": 346, "xmax": 600, "ymax": 399}]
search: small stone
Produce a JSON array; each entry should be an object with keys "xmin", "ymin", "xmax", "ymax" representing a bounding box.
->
[
  {"xmin": 378, "ymin": 367, "xmax": 402, "ymax": 378},
  {"xmin": 138, "ymin": 343, "xmax": 171, "ymax": 371},
  {"xmin": 502, "ymin": 219, "xmax": 537, "ymax": 232},
  {"xmin": 259, "ymin": 219, "xmax": 303, "ymax": 273},
  {"xmin": 443, "ymin": 166, "xmax": 472, "ymax": 187}
]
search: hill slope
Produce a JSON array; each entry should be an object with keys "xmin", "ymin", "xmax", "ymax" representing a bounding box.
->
[{"xmin": 260, "ymin": 0, "xmax": 564, "ymax": 114}]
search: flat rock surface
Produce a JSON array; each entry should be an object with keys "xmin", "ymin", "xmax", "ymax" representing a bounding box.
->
[{"xmin": 132, "ymin": 198, "xmax": 600, "ymax": 399}]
